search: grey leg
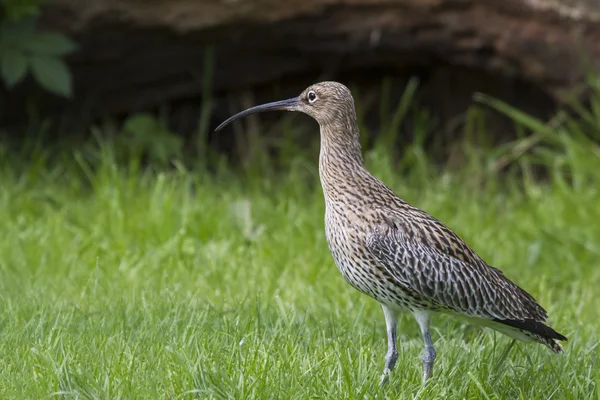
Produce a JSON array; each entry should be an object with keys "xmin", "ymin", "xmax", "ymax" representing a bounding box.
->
[
  {"xmin": 413, "ymin": 310, "xmax": 436, "ymax": 383},
  {"xmin": 380, "ymin": 305, "xmax": 399, "ymax": 387}
]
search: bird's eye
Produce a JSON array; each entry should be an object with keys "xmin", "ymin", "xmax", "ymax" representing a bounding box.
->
[{"xmin": 307, "ymin": 91, "xmax": 318, "ymax": 103}]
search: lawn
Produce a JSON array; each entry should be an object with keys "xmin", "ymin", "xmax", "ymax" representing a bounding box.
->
[{"xmin": 0, "ymin": 105, "xmax": 599, "ymax": 399}]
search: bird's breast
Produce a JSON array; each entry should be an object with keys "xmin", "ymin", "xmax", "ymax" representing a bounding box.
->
[
  {"xmin": 323, "ymin": 202, "xmax": 423, "ymax": 309},
  {"xmin": 324, "ymin": 203, "xmax": 386, "ymax": 297}
]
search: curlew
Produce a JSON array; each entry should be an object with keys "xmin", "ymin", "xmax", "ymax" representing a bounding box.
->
[{"xmin": 215, "ymin": 81, "xmax": 567, "ymax": 385}]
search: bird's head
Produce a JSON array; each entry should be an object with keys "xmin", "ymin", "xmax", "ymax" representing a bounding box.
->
[{"xmin": 215, "ymin": 81, "xmax": 356, "ymax": 132}]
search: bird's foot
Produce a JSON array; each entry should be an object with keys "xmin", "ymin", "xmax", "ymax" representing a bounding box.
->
[
  {"xmin": 379, "ymin": 368, "xmax": 391, "ymax": 387},
  {"xmin": 380, "ymin": 345, "xmax": 398, "ymax": 387},
  {"xmin": 422, "ymin": 363, "xmax": 433, "ymax": 385},
  {"xmin": 421, "ymin": 346, "xmax": 436, "ymax": 385}
]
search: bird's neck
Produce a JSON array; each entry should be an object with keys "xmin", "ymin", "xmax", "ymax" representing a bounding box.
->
[{"xmin": 318, "ymin": 121, "xmax": 367, "ymax": 200}]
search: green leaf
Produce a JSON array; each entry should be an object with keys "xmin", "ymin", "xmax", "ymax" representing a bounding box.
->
[
  {"xmin": 123, "ymin": 114, "xmax": 159, "ymax": 136},
  {"xmin": 30, "ymin": 55, "xmax": 72, "ymax": 97},
  {"xmin": 123, "ymin": 113, "xmax": 183, "ymax": 164},
  {"xmin": 1, "ymin": 1, "xmax": 42, "ymax": 20},
  {"xmin": 0, "ymin": 16, "xmax": 37, "ymax": 41},
  {"xmin": 22, "ymin": 32, "xmax": 78, "ymax": 56},
  {"xmin": 0, "ymin": 47, "xmax": 29, "ymax": 87}
]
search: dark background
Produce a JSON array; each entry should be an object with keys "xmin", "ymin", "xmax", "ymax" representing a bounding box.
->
[{"xmin": 1, "ymin": 0, "xmax": 599, "ymax": 163}]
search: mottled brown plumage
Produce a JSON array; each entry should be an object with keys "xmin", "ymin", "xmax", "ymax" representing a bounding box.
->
[{"xmin": 216, "ymin": 81, "xmax": 567, "ymax": 385}]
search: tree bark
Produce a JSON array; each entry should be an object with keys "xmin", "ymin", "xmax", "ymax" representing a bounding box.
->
[{"xmin": 7, "ymin": 0, "xmax": 600, "ymax": 123}]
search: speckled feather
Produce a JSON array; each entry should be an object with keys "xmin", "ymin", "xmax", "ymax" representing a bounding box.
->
[{"xmin": 313, "ymin": 82, "xmax": 566, "ymax": 353}]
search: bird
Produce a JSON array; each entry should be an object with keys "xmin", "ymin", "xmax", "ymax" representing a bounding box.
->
[{"xmin": 215, "ymin": 81, "xmax": 567, "ymax": 385}]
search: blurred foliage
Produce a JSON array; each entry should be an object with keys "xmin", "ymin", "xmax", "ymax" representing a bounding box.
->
[
  {"xmin": 120, "ymin": 113, "xmax": 183, "ymax": 166},
  {"xmin": 0, "ymin": 0, "xmax": 77, "ymax": 97},
  {"xmin": 0, "ymin": 0, "xmax": 46, "ymax": 20}
]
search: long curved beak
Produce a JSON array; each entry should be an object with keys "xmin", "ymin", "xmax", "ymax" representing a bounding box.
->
[{"xmin": 215, "ymin": 97, "xmax": 300, "ymax": 131}]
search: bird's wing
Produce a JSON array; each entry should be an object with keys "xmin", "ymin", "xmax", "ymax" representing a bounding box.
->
[{"xmin": 364, "ymin": 210, "xmax": 548, "ymax": 322}]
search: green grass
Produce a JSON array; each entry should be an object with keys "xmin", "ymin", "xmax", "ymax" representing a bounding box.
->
[{"xmin": 1, "ymin": 100, "xmax": 600, "ymax": 399}]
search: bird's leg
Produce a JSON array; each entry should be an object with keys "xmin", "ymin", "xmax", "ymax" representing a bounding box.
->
[
  {"xmin": 380, "ymin": 305, "xmax": 399, "ymax": 387},
  {"xmin": 413, "ymin": 310, "xmax": 436, "ymax": 384}
]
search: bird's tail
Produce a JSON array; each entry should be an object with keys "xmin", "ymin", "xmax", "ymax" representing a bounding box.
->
[
  {"xmin": 494, "ymin": 318, "xmax": 567, "ymax": 353},
  {"xmin": 539, "ymin": 335, "xmax": 565, "ymax": 354}
]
